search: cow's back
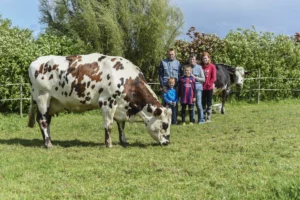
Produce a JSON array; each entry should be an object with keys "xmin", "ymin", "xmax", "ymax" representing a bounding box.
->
[
  {"xmin": 28, "ymin": 53, "xmax": 143, "ymax": 113},
  {"xmin": 215, "ymin": 64, "xmax": 231, "ymax": 89}
]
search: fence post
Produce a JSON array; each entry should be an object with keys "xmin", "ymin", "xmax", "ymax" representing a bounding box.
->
[
  {"xmin": 20, "ymin": 76, "xmax": 23, "ymax": 117},
  {"xmin": 257, "ymin": 68, "xmax": 260, "ymax": 104}
]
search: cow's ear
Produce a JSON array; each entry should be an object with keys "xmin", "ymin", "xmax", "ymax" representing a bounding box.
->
[
  {"xmin": 228, "ymin": 68, "xmax": 235, "ymax": 74},
  {"xmin": 147, "ymin": 104, "xmax": 153, "ymax": 113},
  {"xmin": 153, "ymin": 108, "xmax": 162, "ymax": 117}
]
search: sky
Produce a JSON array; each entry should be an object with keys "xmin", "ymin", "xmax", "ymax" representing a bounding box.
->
[{"xmin": 0, "ymin": 0, "xmax": 299, "ymax": 39}]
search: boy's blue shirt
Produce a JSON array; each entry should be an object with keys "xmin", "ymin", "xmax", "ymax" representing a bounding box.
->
[{"xmin": 163, "ymin": 88, "xmax": 178, "ymax": 104}]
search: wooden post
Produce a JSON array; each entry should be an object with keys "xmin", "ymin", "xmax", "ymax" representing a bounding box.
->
[
  {"xmin": 258, "ymin": 68, "xmax": 260, "ymax": 104},
  {"xmin": 20, "ymin": 76, "xmax": 23, "ymax": 117}
]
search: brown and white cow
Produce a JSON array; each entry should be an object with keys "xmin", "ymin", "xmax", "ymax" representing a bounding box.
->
[{"xmin": 28, "ymin": 53, "xmax": 172, "ymax": 148}]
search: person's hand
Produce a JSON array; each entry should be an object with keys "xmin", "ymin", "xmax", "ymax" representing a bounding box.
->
[
  {"xmin": 161, "ymin": 87, "xmax": 167, "ymax": 93},
  {"xmin": 193, "ymin": 98, "xmax": 196, "ymax": 102}
]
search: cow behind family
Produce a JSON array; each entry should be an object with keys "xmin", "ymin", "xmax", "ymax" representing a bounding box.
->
[{"xmin": 28, "ymin": 53, "xmax": 172, "ymax": 148}]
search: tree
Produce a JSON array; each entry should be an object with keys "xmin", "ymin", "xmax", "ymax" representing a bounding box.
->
[
  {"xmin": 0, "ymin": 14, "xmax": 90, "ymax": 112},
  {"xmin": 174, "ymin": 27, "xmax": 226, "ymax": 64},
  {"xmin": 39, "ymin": 0, "xmax": 184, "ymax": 80}
]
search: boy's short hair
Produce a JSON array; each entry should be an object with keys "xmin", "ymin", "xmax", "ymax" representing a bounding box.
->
[
  {"xmin": 184, "ymin": 64, "xmax": 192, "ymax": 70},
  {"xmin": 168, "ymin": 77, "xmax": 175, "ymax": 83}
]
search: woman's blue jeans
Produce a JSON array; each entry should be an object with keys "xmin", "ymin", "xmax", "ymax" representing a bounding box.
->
[{"xmin": 193, "ymin": 89, "xmax": 205, "ymax": 123}]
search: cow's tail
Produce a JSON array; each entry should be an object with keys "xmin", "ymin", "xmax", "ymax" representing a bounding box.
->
[{"xmin": 28, "ymin": 96, "xmax": 36, "ymax": 128}]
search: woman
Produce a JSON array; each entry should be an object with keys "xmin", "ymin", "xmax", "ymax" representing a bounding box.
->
[
  {"xmin": 201, "ymin": 52, "xmax": 216, "ymax": 122},
  {"xmin": 189, "ymin": 54, "xmax": 205, "ymax": 124}
]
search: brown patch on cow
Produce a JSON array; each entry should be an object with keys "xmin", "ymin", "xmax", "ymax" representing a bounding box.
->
[
  {"xmin": 64, "ymin": 92, "xmax": 68, "ymax": 97},
  {"xmin": 123, "ymin": 73, "xmax": 161, "ymax": 117},
  {"xmin": 91, "ymin": 85, "xmax": 95, "ymax": 89},
  {"xmin": 74, "ymin": 83, "xmax": 86, "ymax": 98},
  {"xmin": 41, "ymin": 76, "xmax": 44, "ymax": 80},
  {"xmin": 99, "ymin": 88, "xmax": 103, "ymax": 94},
  {"xmin": 116, "ymin": 90, "xmax": 121, "ymax": 96},
  {"xmin": 61, "ymin": 81, "xmax": 65, "ymax": 88},
  {"xmin": 61, "ymin": 92, "xmax": 64, "ymax": 96},
  {"xmin": 153, "ymin": 108, "xmax": 162, "ymax": 117},
  {"xmin": 108, "ymin": 97, "xmax": 111, "ymax": 101},
  {"xmin": 125, "ymin": 106, "xmax": 129, "ymax": 110},
  {"xmin": 55, "ymin": 87, "xmax": 58, "ymax": 91},
  {"xmin": 66, "ymin": 62, "xmax": 103, "ymax": 98},
  {"xmin": 87, "ymin": 92, "xmax": 90, "ymax": 96},
  {"xmin": 98, "ymin": 56, "xmax": 106, "ymax": 62},
  {"xmin": 109, "ymin": 100, "xmax": 114, "ymax": 108},
  {"xmin": 107, "ymin": 74, "xmax": 110, "ymax": 80},
  {"xmin": 108, "ymin": 82, "xmax": 111, "ymax": 86},
  {"xmin": 80, "ymin": 100, "xmax": 86, "ymax": 104},
  {"xmin": 41, "ymin": 121, "xmax": 47, "ymax": 129},
  {"xmin": 69, "ymin": 81, "xmax": 76, "ymax": 96},
  {"xmin": 99, "ymin": 101, "xmax": 103, "ymax": 108},
  {"xmin": 111, "ymin": 58, "xmax": 117, "ymax": 62},
  {"xmin": 104, "ymin": 101, "xmax": 107, "ymax": 106},
  {"xmin": 120, "ymin": 77, "xmax": 124, "ymax": 85},
  {"xmin": 66, "ymin": 55, "xmax": 82, "ymax": 66},
  {"xmin": 34, "ymin": 71, "xmax": 39, "ymax": 79},
  {"xmin": 53, "ymin": 64, "xmax": 59, "ymax": 71},
  {"xmin": 35, "ymin": 62, "xmax": 59, "ymax": 79},
  {"xmin": 85, "ymin": 97, "xmax": 91, "ymax": 101},
  {"xmin": 113, "ymin": 61, "xmax": 124, "ymax": 71},
  {"xmin": 49, "ymin": 74, "xmax": 53, "ymax": 80}
]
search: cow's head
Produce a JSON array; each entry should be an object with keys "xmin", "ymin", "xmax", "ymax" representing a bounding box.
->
[
  {"xmin": 143, "ymin": 105, "xmax": 172, "ymax": 145},
  {"xmin": 234, "ymin": 67, "xmax": 247, "ymax": 88}
]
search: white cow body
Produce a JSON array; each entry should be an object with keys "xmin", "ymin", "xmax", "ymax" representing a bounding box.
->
[{"xmin": 28, "ymin": 53, "xmax": 171, "ymax": 148}]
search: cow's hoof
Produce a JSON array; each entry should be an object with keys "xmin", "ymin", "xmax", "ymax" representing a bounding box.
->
[
  {"xmin": 45, "ymin": 143, "xmax": 53, "ymax": 148},
  {"xmin": 45, "ymin": 138, "xmax": 53, "ymax": 148},
  {"xmin": 121, "ymin": 142, "xmax": 129, "ymax": 148}
]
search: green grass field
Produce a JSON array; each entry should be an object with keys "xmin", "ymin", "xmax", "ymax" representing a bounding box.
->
[{"xmin": 1, "ymin": 100, "xmax": 300, "ymax": 199}]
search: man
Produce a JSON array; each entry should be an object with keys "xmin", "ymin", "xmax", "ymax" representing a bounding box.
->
[{"xmin": 159, "ymin": 48, "xmax": 182, "ymax": 94}]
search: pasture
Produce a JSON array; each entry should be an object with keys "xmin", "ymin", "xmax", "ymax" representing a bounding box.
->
[{"xmin": 1, "ymin": 100, "xmax": 300, "ymax": 199}]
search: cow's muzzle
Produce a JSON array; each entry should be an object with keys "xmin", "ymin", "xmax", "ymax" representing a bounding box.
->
[{"xmin": 236, "ymin": 83, "xmax": 243, "ymax": 88}]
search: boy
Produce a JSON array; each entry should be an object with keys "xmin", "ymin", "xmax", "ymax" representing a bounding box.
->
[
  {"xmin": 163, "ymin": 78, "xmax": 178, "ymax": 125},
  {"xmin": 179, "ymin": 65, "xmax": 196, "ymax": 125}
]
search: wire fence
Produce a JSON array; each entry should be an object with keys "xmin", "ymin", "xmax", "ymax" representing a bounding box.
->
[{"xmin": 2, "ymin": 71, "xmax": 300, "ymax": 117}]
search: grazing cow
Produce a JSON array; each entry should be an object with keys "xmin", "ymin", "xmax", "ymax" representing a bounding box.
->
[
  {"xmin": 28, "ymin": 53, "xmax": 172, "ymax": 148},
  {"xmin": 214, "ymin": 63, "xmax": 248, "ymax": 114}
]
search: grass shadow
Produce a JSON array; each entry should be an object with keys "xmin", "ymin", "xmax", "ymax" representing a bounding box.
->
[{"xmin": 0, "ymin": 138, "xmax": 161, "ymax": 148}]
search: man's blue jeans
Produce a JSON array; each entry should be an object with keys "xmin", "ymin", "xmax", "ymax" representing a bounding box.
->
[{"xmin": 193, "ymin": 90, "xmax": 205, "ymax": 123}]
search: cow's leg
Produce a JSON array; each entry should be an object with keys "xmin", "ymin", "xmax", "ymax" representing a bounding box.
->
[
  {"xmin": 100, "ymin": 101, "xmax": 117, "ymax": 148},
  {"xmin": 35, "ymin": 92, "xmax": 53, "ymax": 148},
  {"xmin": 221, "ymin": 90, "xmax": 227, "ymax": 114},
  {"xmin": 116, "ymin": 121, "xmax": 128, "ymax": 147}
]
